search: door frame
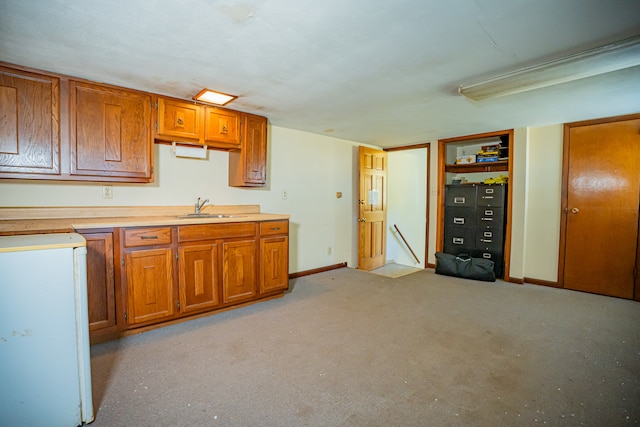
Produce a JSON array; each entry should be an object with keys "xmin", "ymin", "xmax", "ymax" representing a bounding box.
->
[
  {"xmin": 437, "ymin": 129, "xmax": 514, "ymax": 281},
  {"xmin": 558, "ymin": 113, "xmax": 640, "ymax": 300},
  {"xmin": 383, "ymin": 143, "xmax": 431, "ymax": 268}
]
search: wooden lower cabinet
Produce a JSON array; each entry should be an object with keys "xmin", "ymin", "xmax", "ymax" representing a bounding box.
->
[
  {"xmin": 82, "ymin": 232, "xmax": 117, "ymax": 340},
  {"xmin": 178, "ymin": 243, "xmax": 220, "ymax": 313},
  {"xmin": 222, "ymin": 239, "xmax": 257, "ymax": 304},
  {"xmin": 259, "ymin": 220, "xmax": 290, "ymax": 294},
  {"xmin": 124, "ymin": 247, "xmax": 175, "ymax": 326},
  {"xmin": 107, "ymin": 220, "xmax": 287, "ymax": 340},
  {"xmin": 260, "ymin": 236, "xmax": 289, "ymax": 294}
]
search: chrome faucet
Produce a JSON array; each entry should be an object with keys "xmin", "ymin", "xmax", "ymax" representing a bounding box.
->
[{"xmin": 195, "ymin": 197, "xmax": 209, "ymax": 214}]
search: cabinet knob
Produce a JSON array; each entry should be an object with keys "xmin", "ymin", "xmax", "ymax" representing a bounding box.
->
[{"xmin": 570, "ymin": 207, "xmax": 580, "ymax": 214}]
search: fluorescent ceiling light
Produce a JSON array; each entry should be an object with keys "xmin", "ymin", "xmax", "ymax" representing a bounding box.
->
[
  {"xmin": 458, "ymin": 36, "xmax": 640, "ymax": 101},
  {"xmin": 193, "ymin": 88, "xmax": 237, "ymax": 106}
]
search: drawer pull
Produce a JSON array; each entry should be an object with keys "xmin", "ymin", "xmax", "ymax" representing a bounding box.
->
[
  {"xmin": 482, "ymin": 253, "xmax": 492, "ymax": 259},
  {"xmin": 453, "ymin": 197, "xmax": 466, "ymax": 204},
  {"xmin": 453, "ymin": 217, "xmax": 465, "ymax": 224},
  {"xmin": 140, "ymin": 235, "xmax": 158, "ymax": 240},
  {"xmin": 452, "ymin": 237, "xmax": 464, "ymax": 244},
  {"xmin": 270, "ymin": 227, "xmax": 281, "ymax": 231}
]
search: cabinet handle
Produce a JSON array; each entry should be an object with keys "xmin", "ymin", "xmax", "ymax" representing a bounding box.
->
[
  {"xmin": 483, "ymin": 231, "xmax": 493, "ymax": 237},
  {"xmin": 484, "ymin": 210, "xmax": 494, "ymax": 216},
  {"xmin": 453, "ymin": 217, "xmax": 465, "ymax": 224},
  {"xmin": 485, "ymin": 188, "xmax": 494, "ymax": 194},
  {"xmin": 270, "ymin": 227, "xmax": 281, "ymax": 231},
  {"xmin": 454, "ymin": 197, "xmax": 466, "ymax": 204},
  {"xmin": 452, "ymin": 237, "xmax": 464, "ymax": 244},
  {"xmin": 140, "ymin": 235, "xmax": 158, "ymax": 240},
  {"xmin": 482, "ymin": 253, "xmax": 492, "ymax": 259}
]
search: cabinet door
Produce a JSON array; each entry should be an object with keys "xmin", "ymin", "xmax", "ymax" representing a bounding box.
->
[
  {"xmin": 222, "ymin": 239, "xmax": 257, "ymax": 304},
  {"xmin": 124, "ymin": 248, "xmax": 175, "ymax": 326},
  {"xmin": 204, "ymin": 107, "xmax": 240, "ymax": 148},
  {"xmin": 157, "ymin": 97, "xmax": 201, "ymax": 141},
  {"xmin": 260, "ymin": 236, "xmax": 289, "ymax": 294},
  {"xmin": 83, "ymin": 232, "xmax": 116, "ymax": 335},
  {"xmin": 229, "ymin": 113, "xmax": 267, "ymax": 187},
  {"xmin": 178, "ymin": 243, "xmax": 220, "ymax": 313},
  {"xmin": 0, "ymin": 66, "xmax": 60, "ymax": 175},
  {"xmin": 70, "ymin": 81, "xmax": 152, "ymax": 181}
]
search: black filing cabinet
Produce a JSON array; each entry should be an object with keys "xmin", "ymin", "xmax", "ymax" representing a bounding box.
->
[{"xmin": 443, "ymin": 184, "xmax": 507, "ymax": 278}]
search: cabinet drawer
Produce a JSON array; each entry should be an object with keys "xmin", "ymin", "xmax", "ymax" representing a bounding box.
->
[
  {"xmin": 444, "ymin": 207, "xmax": 475, "ymax": 229},
  {"xmin": 477, "ymin": 184, "xmax": 506, "ymax": 207},
  {"xmin": 178, "ymin": 222, "xmax": 256, "ymax": 242},
  {"xmin": 476, "ymin": 208, "xmax": 505, "ymax": 226},
  {"xmin": 475, "ymin": 230, "xmax": 504, "ymax": 253},
  {"xmin": 260, "ymin": 220, "xmax": 289, "ymax": 236},
  {"xmin": 123, "ymin": 227, "xmax": 172, "ymax": 247},
  {"xmin": 443, "ymin": 227, "xmax": 475, "ymax": 254},
  {"xmin": 445, "ymin": 185, "xmax": 476, "ymax": 207}
]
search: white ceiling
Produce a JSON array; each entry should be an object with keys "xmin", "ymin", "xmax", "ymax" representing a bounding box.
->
[{"xmin": 1, "ymin": 0, "xmax": 639, "ymax": 148}]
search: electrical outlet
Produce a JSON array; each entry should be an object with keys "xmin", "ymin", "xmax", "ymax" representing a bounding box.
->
[
  {"xmin": 102, "ymin": 185, "xmax": 113, "ymax": 199},
  {"xmin": 281, "ymin": 190, "xmax": 288, "ymax": 200}
]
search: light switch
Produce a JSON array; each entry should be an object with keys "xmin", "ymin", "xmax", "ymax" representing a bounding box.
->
[{"xmin": 336, "ymin": 192, "xmax": 342, "ymax": 198}]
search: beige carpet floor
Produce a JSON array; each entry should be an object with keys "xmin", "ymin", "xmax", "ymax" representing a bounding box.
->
[{"xmin": 90, "ymin": 267, "xmax": 640, "ymax": 426}]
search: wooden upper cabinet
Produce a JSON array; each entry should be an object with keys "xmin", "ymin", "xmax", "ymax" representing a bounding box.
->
[
  {"xmin": 229, "ymin": 113, "xmax": 267, "ymax": 187},
  {"xmin": 70, "ymin": 81, "xmax": 153, "ymax": 182},
  {"xmin": 157, "ymin": 97, "xmax": 200, "ymax": 141},
  {"xmin": 203, "ymin": 107, "xmax": 240, "ymax": 148},
  {"xmin": 155, "ymin": 96, "xmax": 240, "ymax": 149},
  {"xmin": 0, "ymin": 66, "xmax": 60, "ymax": 176}
]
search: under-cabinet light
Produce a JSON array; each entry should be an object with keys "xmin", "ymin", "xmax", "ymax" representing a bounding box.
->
[
  {"xmin": 458, "ymin": 36, "xmax": 640, "ymax": 101},
  {"xmin": 193, "ymin": 88, "xmax": 237, "ymax": 106}
]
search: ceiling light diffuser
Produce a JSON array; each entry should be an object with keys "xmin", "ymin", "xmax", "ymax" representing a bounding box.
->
[
  {"xmin": 458, "ymin": 36, "xmax": 640, "ymax": 101},
  {"xmin": 193, "ymin": 88, "xmax": 237, "ymax": 106}
]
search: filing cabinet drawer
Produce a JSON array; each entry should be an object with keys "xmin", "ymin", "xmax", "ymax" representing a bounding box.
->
[
  {"xmin": 444, "ymin": 207, "xmax": 475, "ymax": 229},
  {"xmin": 477, "ymin": 184, "xmax": 506, "ymax": 207},
  {"xmin": 445, "ymin": 185, "xmax": 476, "ymax": 207},
  {"xmin": 476, "ymin": 208, "xmax": 505, "ymax": 226},
  {"xmin": 444, "ymin": 227, "xmax": 475, "ymax": 254},
  {"xmin": 475, "ymin": 229, "xmax": 504, "ymax": 253}
]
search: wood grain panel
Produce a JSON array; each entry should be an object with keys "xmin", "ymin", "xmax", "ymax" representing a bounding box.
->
[
  {"xmin": 70, "ymin": 81, "xmax": 151, "ymax": 180},
  {"xmin": 222, "ymin": 239, "xmax": 256, "ymax": 303},
  {"xmin": 179, "ymin": 243, "xmax": 219, "ymax": 313},
  {"xmin": 84, "ymin": 232, "xmax": 116, "ymax": 332},
  {"xmin": 0, "ymin": 66, "xmax": 59, "ymax": 175},
  {"xmin": 562, "ymin": 116, "xmax": 640, "ymax": 298}
]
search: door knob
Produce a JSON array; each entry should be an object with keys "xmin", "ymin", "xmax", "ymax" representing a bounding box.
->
[
  {"xmin": 357, "ymin": 217, "xmax": 367, "ymax": 222},
  {"xmin": 570, "ymin": 207, "xmax": 580, "ymax": 214}
]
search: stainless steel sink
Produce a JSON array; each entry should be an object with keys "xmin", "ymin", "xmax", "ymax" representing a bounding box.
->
[{"xmin": 176, "ymin": 213, "xmax": 242, "ymax": 219}]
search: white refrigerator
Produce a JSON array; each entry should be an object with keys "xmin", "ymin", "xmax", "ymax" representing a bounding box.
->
[{"xmin": 0, "ymin": 233, "xmax": 94, "ymax": 426}]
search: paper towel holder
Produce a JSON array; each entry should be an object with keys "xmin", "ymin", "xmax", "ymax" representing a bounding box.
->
[{"xmin": 172, "ymin": 141, "xmax": 208, "ymax": 159}]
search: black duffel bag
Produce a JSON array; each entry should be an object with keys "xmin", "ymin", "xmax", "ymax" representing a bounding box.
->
[{"xmin": 435, "ymin": 252, "xmax": 496, "ymax": 282}]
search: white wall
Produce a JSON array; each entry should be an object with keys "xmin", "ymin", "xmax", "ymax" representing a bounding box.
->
[
  {"xmin": 0, "ymin": 126, "xmax": 360, "ymax": 273},
  {"xmin": 387, "ymin": 149, "xmax": 427, "ymax": 267},
  {"xmin": 523, "ymin": 124, "xmax": 563, "ymax": 282}
]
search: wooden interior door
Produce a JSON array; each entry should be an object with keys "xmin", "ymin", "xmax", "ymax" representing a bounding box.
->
[
  {"xmin": 358, "ymin": 146, "xmax": 387, "ymax": 271},
  {"xmin": 561, "ymin": 115, "xmax": 640, "ymax": 299}
]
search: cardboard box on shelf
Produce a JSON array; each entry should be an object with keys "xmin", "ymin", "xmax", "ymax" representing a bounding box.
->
[{"xmin": 456, "ymin": 154, "xmax": 476, "ymax": 164}]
